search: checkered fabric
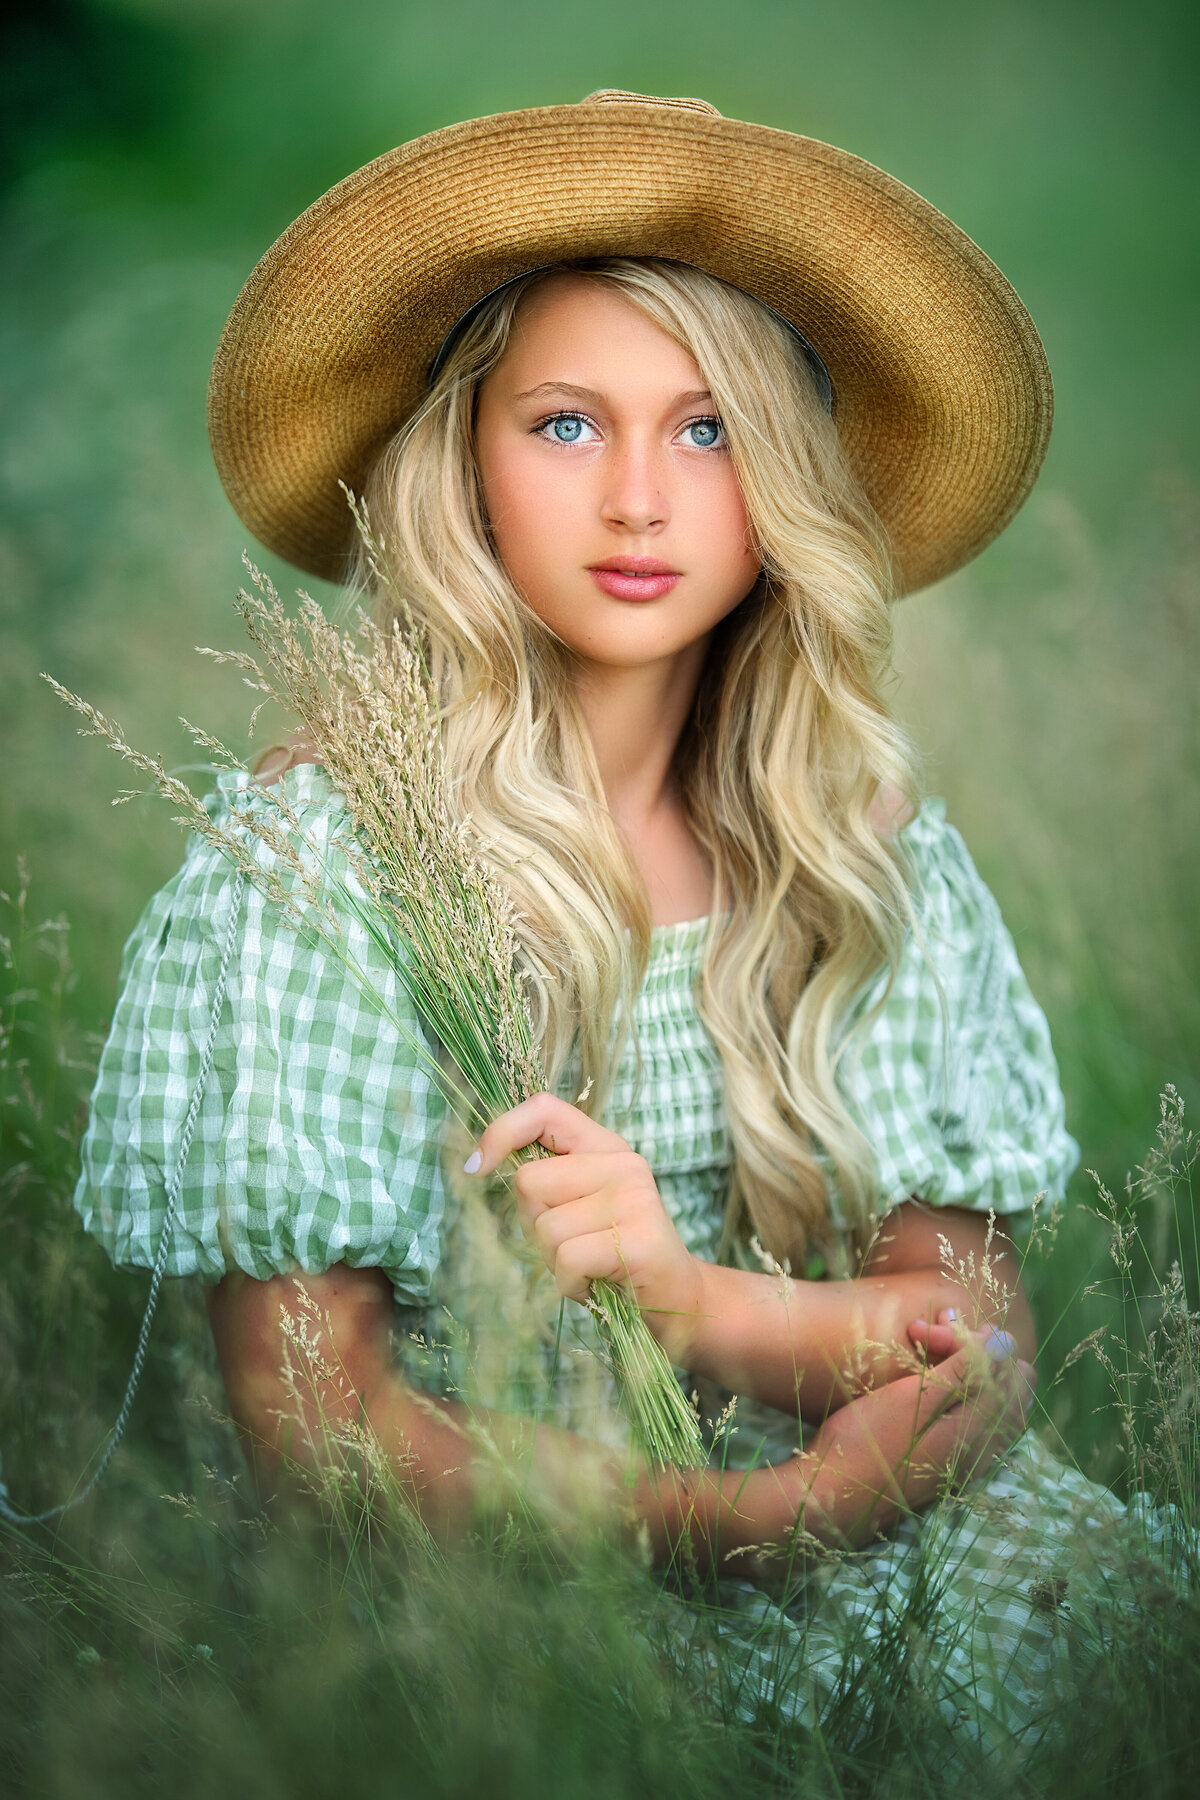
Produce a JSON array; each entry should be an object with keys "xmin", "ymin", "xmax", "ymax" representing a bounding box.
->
[
  {"xmin": 75, "ymin": 766, "xmax": 450, "ymax": 1301},
  {"xmin": 76, "ymin": 764, "xmax": 1140, "ymax": 1745},
  {"xmin": 657, "ymin": 1427, "xmax": 1191, "ymax": 1755},
  {"xmin": 833, "ymin": 799, "xmax": 1079, "ymax": 1234},
  {"xmin": 76, "ymin": 766, "xmax": 1077, "ymax": 1298}
]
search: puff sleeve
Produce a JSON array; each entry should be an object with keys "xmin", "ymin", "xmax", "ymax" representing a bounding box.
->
[
  {"xmin": 833, "ymin": 800, "xmax": 1078, "ymax": 1228},
  {"xmin": 73, "ymin": 766, "xmax": 450, "ymax": 1305}
]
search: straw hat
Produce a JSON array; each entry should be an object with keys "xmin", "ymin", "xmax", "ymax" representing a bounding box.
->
[{"xmin": 208, "ymin": 91, "xmax": 1052, "ymax": 595}]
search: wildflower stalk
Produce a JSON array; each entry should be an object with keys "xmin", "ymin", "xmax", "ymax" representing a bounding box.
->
[{"xmin": 44, "ymin": 501, "xmax": 705, "ymax": 1474}]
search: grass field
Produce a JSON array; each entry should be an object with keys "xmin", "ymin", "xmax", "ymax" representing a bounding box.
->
[
  {"xmin": 2, "ymin": 893, "xmax": 1199, "ymax": 1795},
  {"xmin": 2, "ymin": 0, "xmax": 1199, "ymax": 1790}
]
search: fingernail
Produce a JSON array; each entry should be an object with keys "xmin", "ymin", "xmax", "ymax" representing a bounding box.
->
[
  {"xmin": 463, "ymin": 1150, "xmax": 482, "ymax": 1175},
  {"xmin": 942, "ymin": 1307, "xmax": 958, "ymax": 1324},
  {"xmin": 985, "ymin": 1329, "xmax": 1017, "ymax": 1361}
]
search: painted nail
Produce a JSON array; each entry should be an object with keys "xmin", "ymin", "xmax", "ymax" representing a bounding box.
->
[
  {"xmin": 463, "ymin": 1150, "xmax": 483, "ymax": 1175},
  {"xmin": 985, "ymin": 1328, "xmax": 1017, "ymax": 1361},
  {"xmin": 942, "ymin": 1307, "xmax": 958, "ymax": 1324}
]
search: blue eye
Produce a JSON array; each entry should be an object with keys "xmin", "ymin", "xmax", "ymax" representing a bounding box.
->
[
  {"xmin": 683, "ymin": 417, "xmax": 724, "ymax": 448},
  {"xmin": 536, "ymin": 412, "xmax": 597, "ymax": 444}
]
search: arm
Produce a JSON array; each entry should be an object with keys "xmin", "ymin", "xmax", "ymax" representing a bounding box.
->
[
  {"xmin": 207, "ymin": 1262, "xmax": 1033, "ymax": 1562},
  {"xmin": 863, "ymin": 1199, "xmax": 1035, "ymax": 1367},
  {"xmin": 205, "ymin": 1262, "xmax": 805, "ymax": 1562},
  {"xmin": 469, "ymin": 1095, "xmax": 1035, "ymax": 1421},
  {"xmin": 685, "ymin": 1203, "xmax": 1035, "ymax": 1417}
]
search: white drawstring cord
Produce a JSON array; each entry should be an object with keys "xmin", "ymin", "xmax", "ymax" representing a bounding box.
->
[{"xmin": 0, "ymin": 872, "xmax": 245, "ymax": 1528}]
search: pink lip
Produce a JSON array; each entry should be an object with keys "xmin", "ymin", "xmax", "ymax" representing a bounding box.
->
[{"xmin": 588, "ymin": 557, "xmax": 682, "ymax": 602}]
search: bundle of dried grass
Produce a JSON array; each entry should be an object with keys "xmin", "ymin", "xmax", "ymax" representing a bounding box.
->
[{"xmin": 46, "ymin": 500, "xmax": 705, "ymax": 1474}]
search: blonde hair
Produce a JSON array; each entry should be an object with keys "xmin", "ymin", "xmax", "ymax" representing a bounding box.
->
[{"xmin": 359, "ymin": 259, "xmax": 921, "ymax": 1269}]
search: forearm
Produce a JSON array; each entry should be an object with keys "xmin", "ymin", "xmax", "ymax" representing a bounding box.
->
[
  {"xmin": 205, "ymin": 1265, "xmax": 782, "ymax": 1568},
  {"xmin": 207, "ymin": 1242, "xmax": 1027, "ymax": 1572},
  {"xmin": 361, "ymin": 1371, "xmax": 892, "ymax": 1568},
  {"xmin": 244, "ymin": 1349, "xmax": 616, "ymax": 1541},
  {"xmin": 247, "ymin": 1352, "xmax": 820, "ymax": 1571},
  {"xmin": 682, "ymin": 1261, "xmax": 976, "ymax": 1418},
  {"xmin": 225, "ymin": 1314, "xmax": 1001, "ymax": 1569},
  {"xmin": 678, "ymin": 1197, "xmax": 1038, "ymax": 1422}
]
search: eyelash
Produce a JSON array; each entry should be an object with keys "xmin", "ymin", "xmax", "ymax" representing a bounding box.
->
[{"xmin": 531, "ymin": 411, "xmax": 726, "ymax": 448}]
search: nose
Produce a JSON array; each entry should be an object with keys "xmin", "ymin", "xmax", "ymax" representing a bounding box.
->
[{"xmin": 599, "ymin": 437, "xmax": 668, "ymax": 534}]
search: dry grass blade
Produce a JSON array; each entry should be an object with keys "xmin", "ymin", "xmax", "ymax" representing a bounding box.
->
[{"xmin": 43, "ymin": 497, "xmax": 705, "ymax": 1473}]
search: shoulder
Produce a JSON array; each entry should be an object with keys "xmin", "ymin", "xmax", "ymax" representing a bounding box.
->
[
  {"xmin": 844, "ymin": 797, "xmax": 1013, "ymax": 1030},
  {"xmin": 94, "ymin": 749, "xmax": 440, "ymax": 1102},
  {"xmin": 113, "ymin": 753, "xmax": 353, "ymax": 983},
  {"xmin": 868, "ymin": 782, "xmax": 915, "ymax": 837},
  {"xmin": 251, "ymin": 733, "xmax": 322, "ymax": 785},
  {"xmin": 893, "ymin": 797, "xmax": 998, "ymax": 941},
  {"xmin": 878, "ymin": 800, "xmax": 1049, "ymax": 1060},
  {"xmin": 837, "ymin": 797, "xmax": 1079, "ymax": 1217},
  {"xmin": 866, "ymin": 787, "xmax": 989, "ymax": 936},
  {"xmin": 204, "ymin": 750, "xmax": 347, "ymax": 846}
]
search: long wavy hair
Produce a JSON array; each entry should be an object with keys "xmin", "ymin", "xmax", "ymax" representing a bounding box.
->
[{"xmin": 358, "ymin": 258, "xmax": 922, "ymax": 1269}]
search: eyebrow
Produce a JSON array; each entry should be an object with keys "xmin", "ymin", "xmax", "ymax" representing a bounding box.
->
[{"xmin": 512, "ymin": 381, "xmax": 715, "ymax": 408}]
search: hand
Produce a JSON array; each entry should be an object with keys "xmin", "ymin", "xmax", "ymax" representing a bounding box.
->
[
  {"xmin": 803, "ymin": 1327, "xmax": 1036, "ymax": 1547},
  {"xmin": 907, "ymin": 1307, "xmax": 1022, "ymax": 1367},
  {"xmin": 464, "ymin": 1092, "xmax": 709, "ymax": 1364}
]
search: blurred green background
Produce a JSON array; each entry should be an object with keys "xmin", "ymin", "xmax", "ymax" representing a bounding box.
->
[{"xmin": 2, "ymin": 0, "xmax": 1197, "ymax": 1467}]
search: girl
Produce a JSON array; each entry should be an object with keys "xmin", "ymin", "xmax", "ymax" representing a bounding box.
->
[{"xmin": 76, "ymin": 92, "xmax": 1136, "ymax": 1744}]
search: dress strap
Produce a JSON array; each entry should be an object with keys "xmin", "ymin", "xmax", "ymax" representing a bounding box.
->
[{"xmin": 0, "ymin": 871, "xmax": 246, "ymax": 1529}]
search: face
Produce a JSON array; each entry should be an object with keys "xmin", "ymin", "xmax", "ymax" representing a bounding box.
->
[{"xmin": 473, "ymin": 275, "xmax": 760, "ymax": 676}]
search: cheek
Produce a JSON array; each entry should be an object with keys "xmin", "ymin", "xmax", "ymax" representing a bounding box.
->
[
  {"xmin": 699, "ymin": 473, "xmax": 758, "ymax": 580},
  {"xmin": 478, "ymin": 450, "xmax": 564, "ymax": 582}
]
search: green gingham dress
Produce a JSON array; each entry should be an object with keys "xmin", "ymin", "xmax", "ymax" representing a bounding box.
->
[{"xmin": 74, "ymin": 767, "xmax": 1168, "ymax": 1747}]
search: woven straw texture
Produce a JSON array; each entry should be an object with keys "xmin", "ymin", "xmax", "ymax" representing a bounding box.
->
[{"xmin": 208, "ymin": 94, "xmax": 1052, "ymax": 594}]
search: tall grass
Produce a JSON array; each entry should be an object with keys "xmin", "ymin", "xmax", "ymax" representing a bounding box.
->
[
  {"xmin": 892, "ymin": 481, "xmax": 1200, "ymax": 1487},
  {"xmin": 3, "ymin": 867, "xmax": 1200, "ymax": 1797},
  {"xmin": 2, "ymin": 4, "xmax": 1197, "ymax": 1784},
  {"xmin": 41, "ymin": 509, "xmax": 706, "ymax": 1477},
  {"xmin": 4, "ymin": 479, "xmax": 1197, "ymax": 1795}
]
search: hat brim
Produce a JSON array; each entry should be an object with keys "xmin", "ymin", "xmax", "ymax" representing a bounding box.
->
[{"xmin": 208, "ymin": 99, "xmax": 1052, "ymax": 595}]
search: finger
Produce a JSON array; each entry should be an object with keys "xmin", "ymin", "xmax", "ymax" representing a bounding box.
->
[
  {"xmin": 464, "ymin": 1093, "xmax": 629, "ymax": 1176},
  {"xmin": 954, "ymin": 1360, "xmax": 1037, "ymax": 1474},
  {"xmin": 913, "ymin": 1320, "xmax": 1018, "ymax": 1370},
  {"xmin": 530, "ymin": 1193, "xmax": 624, "ymax": 1261},
  {"xmin": 908, "ymin": 1303, "xmax": 980, "ymax": 1360},
  {"xmin": 921, "ymin": 1324, "xmax": 1022, "ymax": 1383},
  {"xmin": 946, "ymin": 1353, "xmax": 1038, "ymax": 1451},
  {"xmin": 912, "ymin": 1349, "xmax": 971, "ymax": 1412},
  {"xmin": 512, "ymin": 1150, "xmax": 646, "ymax": 1221},
  {"xmin": 907, "ymin": 1319, "xmax": 961, "ymax": 1363},
  {"xmin": 943, "ymin": 1338, "xmax": 1031, "ymax": 1403},
  {"xmin": 910, "ymin": 1345, "xmax": 1003, "ymax": 1430},
  {"xmin": 551, "ymin": 1229, "xmax": 631, "ymax": 1304}
]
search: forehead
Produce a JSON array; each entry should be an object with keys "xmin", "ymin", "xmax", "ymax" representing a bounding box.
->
[{"xmin": 496, "ymin": 273, "xmax": 703, "ymax": 388}]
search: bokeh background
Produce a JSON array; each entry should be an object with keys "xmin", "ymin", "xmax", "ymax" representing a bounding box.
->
[{"xmin": 2, "ymin": 0, "xmax": 1197, "ymax": 1473}]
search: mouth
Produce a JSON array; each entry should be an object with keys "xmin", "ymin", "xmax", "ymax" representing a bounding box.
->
[{"xmin": 587, "ymin": 557, "xmax": 682, "ymax": 602}]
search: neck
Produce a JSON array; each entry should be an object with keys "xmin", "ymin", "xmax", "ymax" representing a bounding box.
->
[{"xmin": 574, "ymin": 638, "xmax": 709, "ymax": 832}]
